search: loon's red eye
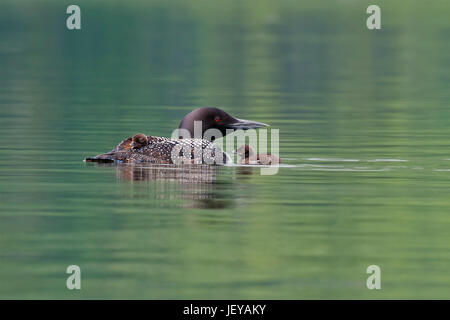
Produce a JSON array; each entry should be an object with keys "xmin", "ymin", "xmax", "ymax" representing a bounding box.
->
[{"xmin": 215, "ymin": 117, "xmax": 221, "ymax": 123}]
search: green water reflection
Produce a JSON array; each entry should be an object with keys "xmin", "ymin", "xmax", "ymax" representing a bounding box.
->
[{"xmin": 0, "ymin": 0, "xmax": 450, "ymax": 299}]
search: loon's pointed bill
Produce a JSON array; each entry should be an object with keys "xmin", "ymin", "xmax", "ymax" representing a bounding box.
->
[{"xmin": 224, "ymin": 118, "xmax": 269, "ymax": 130}]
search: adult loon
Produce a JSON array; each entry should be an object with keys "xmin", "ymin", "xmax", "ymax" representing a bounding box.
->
[
  {"xmin": 85, "ymin": 107, "xmax": 268, "ymax": 164},
  {"xmin": 234, "ymin": 145, "xmax": 281, "ymax": 165}
]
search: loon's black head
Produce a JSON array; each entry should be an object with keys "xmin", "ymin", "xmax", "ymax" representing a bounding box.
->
[{"xmin": 178, "ymin": 107, "xmax": 268, "ymax": 140}]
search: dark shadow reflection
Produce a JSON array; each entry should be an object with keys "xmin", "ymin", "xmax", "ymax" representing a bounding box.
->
[
  {"xmin": 235, "ymin": 166, "xmax": 256, "ymax": 179},
  {"xmin": 116, "ymin": 164, "xmax": 218, "ymax": 183},
  {"xmin": 88, "ymin": 163, "xmax": 254, "ymax": 209}
]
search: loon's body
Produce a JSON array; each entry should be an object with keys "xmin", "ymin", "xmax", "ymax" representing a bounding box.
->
[
  {"xmin": 86, "ymin": 135, "xmax": 231, "ymax": 164},
  {"xmin": 85, "ymin": 108, "xmax": 267, "ymax": 165}
]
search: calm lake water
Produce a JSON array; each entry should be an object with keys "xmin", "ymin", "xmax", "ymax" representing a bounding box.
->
[{"xmin": 1, "ymin": 0, "xmax": 450, "ymax": 299}]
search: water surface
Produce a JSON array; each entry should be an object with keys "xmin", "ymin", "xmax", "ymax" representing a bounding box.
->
[{"xmin": 1, "ymin": 0, "xmax": 450, "ymax": 299}]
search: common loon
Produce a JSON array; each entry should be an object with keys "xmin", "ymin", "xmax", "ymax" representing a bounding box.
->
[
  {"xmin": 85, "ymin": 107, "xmax": 268, "ymax": 164},
  {"xmin": 234, "ymin": 145, "xmax": 281, "ymax": 165}
]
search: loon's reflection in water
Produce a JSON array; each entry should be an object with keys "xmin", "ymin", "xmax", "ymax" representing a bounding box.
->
[{"xmin": 96, "ymin": 164, "xmax": 255, "ymax": 209}]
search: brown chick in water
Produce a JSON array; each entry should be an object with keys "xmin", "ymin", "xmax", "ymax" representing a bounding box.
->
[{"xmin": 234, "ymin": 145, "xmax": 281, "ymax": 165}]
